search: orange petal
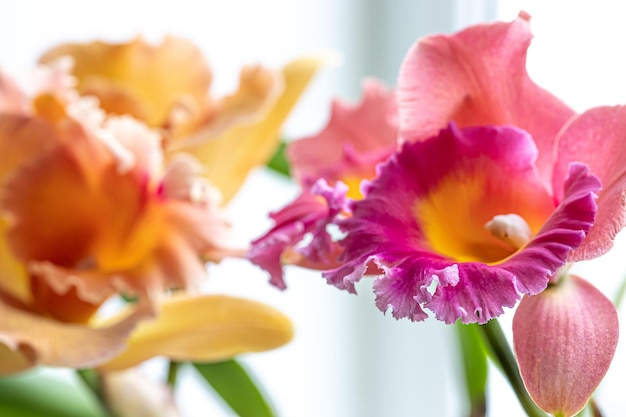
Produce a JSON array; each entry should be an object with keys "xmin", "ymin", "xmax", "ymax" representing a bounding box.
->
[
  {"xmin": 0, "ymin": 297, "xmax": 152, "ymax": 374},
  {"xmin": 2, "ymin": 135, "xmax": 167, "ymax": 304},
  {"xmin": 0, "ymin": 114, "xmax": 59, "ymax": 191},
  {"xmin": 99, "ymin": 295, "xmax": 294, "ymax": 371},
  {"xmin": 40, "ymin": 36, "xmax": 213, "ymax": 127},
  {"xmin": 2, "ymin": 143, "xmax": 100, "ymax": 267},
  {"xmin": 0, "ymin": 115, "xmax": 64, "ymax": 303},
  {"xmin": 513, "ymin": 275, "xmax": 619, "ymax": 416},
  {"xmin": 169, "ymin": 56, "xmax": 323, "ymax": 203}
]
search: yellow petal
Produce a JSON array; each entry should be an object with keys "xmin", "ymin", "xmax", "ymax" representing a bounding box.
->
[
  {"xmin": 171, "ymin": 56, "xmax": 323, "ymax": 203},
  {"xmin": 0, "ymin": 217, "xmax": 29, "ymax": 303},
  {"xmin": 40, "ymin": 36, "xmax": 213, "ymax": 127},
  {"xmin": 0, "ymin": 298, "xmax": 152, "ymax": 374},
  {"xmin": 99, "ymin": 294, "xmax": 294, "ymax": 371}
]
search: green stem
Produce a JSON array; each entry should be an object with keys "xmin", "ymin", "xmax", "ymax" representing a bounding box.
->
[
  {"xmin": 76, "ymin": 369, "xmax": 101, "ymax": 398},
  {"xmin": 75, "ymin": 369, "xmax": 115, "ymax": 417},
  {"xmin": 167, "ymin": 360, "xmax": 182, "ymax": 387},
  {"xmin": 613, "ymin": 271, "xmax": 626, "ymax": 309},
  {"xmin": 455, "ymin": 323, "xmax": 488, "ymax": 417},
  {"xmin": 478, "ymin": 319, "xmax": 548, "ymax": 417}
]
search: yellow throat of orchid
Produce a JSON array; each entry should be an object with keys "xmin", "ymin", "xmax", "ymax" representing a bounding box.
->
[{"xmin": 414, "ymin": 168, "xmax": 551, "ymax": 264}]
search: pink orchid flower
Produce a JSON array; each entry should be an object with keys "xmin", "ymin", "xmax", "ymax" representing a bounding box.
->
[
  {"xmin": 248, "ymin": 79, "xmax": 397, "ymax": 287},
  {"xmin": 253, "ymin": 13, "xmax": 625, "ymax": 415},
  {"xmin": 0, "ymin": 58, "xmax": 293, "ymax": 373}
]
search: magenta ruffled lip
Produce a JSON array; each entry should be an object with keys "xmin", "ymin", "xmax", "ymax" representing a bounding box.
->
[
  {"xmin": 248, "ymin": 179, "xmax": 349, "ymax": 290},
  {"xmin": 324, "ymin": 124, "xmax": 600, "ymax": 324}
]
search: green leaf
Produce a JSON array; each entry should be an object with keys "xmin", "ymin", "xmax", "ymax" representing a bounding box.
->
[
  {"xmin": 194, "ymin": 360, "xmax": 274, "ymax": 417},
  {"xmin": 455, "ymin": 322, "xmax": 488, "ymax": 417},
  {"xmin": 266, "ymin": 141, "xmax": 291, "ymax": 177},
  {"xmin": 0, "ymin": 370, "xmax": 109, "ymax": 417}
]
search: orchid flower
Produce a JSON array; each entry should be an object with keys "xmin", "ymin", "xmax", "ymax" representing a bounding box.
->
[
  {"xmin": 0, "ymin": 39, "xmax": 316, "ymax": 374},
  {"xmin": 251, "ymin": 13, "xmax": 625, "ymax": 416},
  {"xmin": 40, "ymin": 35, "xmax": 321, "ymax": 203}
]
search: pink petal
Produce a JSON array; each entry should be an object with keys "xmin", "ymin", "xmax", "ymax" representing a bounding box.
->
[
  {"xmin": 288, "ymin": 78, "xmax": 397, "ymax": 187},
  {"xmin": 553, "ymin": 106, "xmax": 626, "ymax": 261},
  {"xmin": 397, "ymin": 13, "xmax": 574, "ymax": 183},
  {"xmin": 513, "ymin": 275, "xmax": 618, "ymax": 417}
]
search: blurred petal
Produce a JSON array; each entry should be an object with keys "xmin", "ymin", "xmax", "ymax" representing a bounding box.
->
[
  {"xmin": 0, "ymin": 70, "xmax": 28, "ymax": 113},
  {"xmin": 0, "ymin": 341, "xmax": 35, "ymax": 375},
  {"xmin": 102, "ymin": 370, "xmax": 181, "ymax": 417},
  {"xmin": 397, "ymin": 12, "xmax": 574, "ymax": 183},
  {"xmin": 0, "ymin": 217, "xmax": 29, "ymax": 303},
  {"xmin": 288, "ymin": 78, "xmax": 397, "ymax": 188},
  {"xmin": 99, "ymin": 295, "xmax": 293, "ymax": 371},
  {"xmin": 0, "ymin": 298, "xmax": 151, "ymax": 374},
  {"xmin": 2, "ymin": 143, "xmax": 101, "ymax": 268},
  {"xmin": 169, "ymin": 64, "xmax": 276, "ymax": 144},
  {"xmin": 174, "ymin": 56, "xmax": 323, "ymax": 203},
  {"xmin": 40, "ymin": 36, "xmax": 212, "ymax": 127},
  {"xmin": 104, "ymin": 115, "xmax": 163, "ymax": 176},
  {"xmin": 513, "ymin": 275, "xmax": 618, "ymax": 417},
  {"xmin": 553, "ymin": 106, "xmax": 626, "ymax": 261},
  {"xmin": 0, "ymin": 114, "xmax": 58, "ymax": 192}
]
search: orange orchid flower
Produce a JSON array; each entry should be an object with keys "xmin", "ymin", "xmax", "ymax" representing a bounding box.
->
[
  {"xmin": 0, "ymin": 35, "xmax": 318, "ymax": 373},
  {"xmin": 40, "ymin": 35, "xmax": 322, "ymax": 203}
]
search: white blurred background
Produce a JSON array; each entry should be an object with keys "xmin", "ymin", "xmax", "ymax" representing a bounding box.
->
[{"xmin": 2, "ymin": 1, "xmax": 626, "ymax": 416}]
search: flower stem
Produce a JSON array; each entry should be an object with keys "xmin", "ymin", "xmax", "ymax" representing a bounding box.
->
[
  {"xmin": 588, "ymin": 398, "xmax": 604, "ymax": 417},
  {"xmin": 75, "ymin": 369, "xmax": 115, "ymax": 417},
  {"xmin": 478, "ymin": 319, "xmax": 548, "ymax": 417},
  {"xmin": 167, "ymin": 360, "xmax": 182, "ymax": 387}
]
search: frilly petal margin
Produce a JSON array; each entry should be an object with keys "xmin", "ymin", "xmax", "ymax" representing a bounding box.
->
[
  {"xmin": 39, "ymin": 36, "xmax": 213, "ymax": 127},
  {"xmin": 325, "ymin": 156, "xmax": 600, "ymax": 323},
  {"xmin": 248, "ymin": 179, "xmax": 348, "ymax": 289},
  {"xmin": 552, "ymin": 106, "xmax": 626, "ymax": 261},
  {"xmin": 0, "ymin": 297, "xmax": 153, "ymax": 374},
  {"xmin": 98, "ymin": 295, "xmax": 294, "ymax": 371},
  {"xmin": 513, "ymin": 275, "xmax": 618, "ymax": 417}
]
